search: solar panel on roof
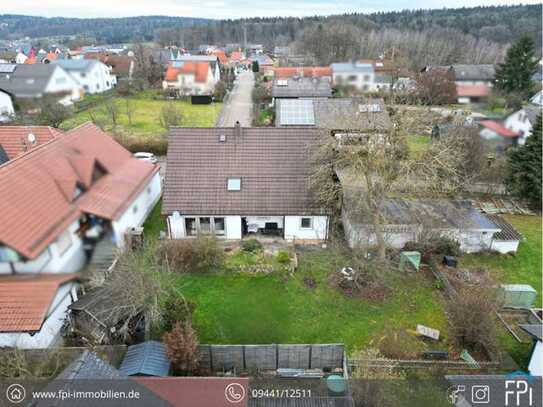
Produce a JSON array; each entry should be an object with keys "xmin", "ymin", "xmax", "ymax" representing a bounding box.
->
[
  {"xmin": 0, "ymin": 64, "xmax": 16, "ymax": 73},
  {"xmin": 279, "ymin": 99, "xmax": 315, "ymax": 126}
]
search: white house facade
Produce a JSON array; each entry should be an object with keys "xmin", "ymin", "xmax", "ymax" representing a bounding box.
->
[
  {"xmin": 504, "ymin": 104, "xmax": 541, "ymax": 145},
  {"xmin": 0, "ymin": 89, "xmax": 14, "ymax": 122},
  {"xmin": 163, "ymin": 125, "xmax": 328, "ymax": 243},
  {"xmin": 54, "ymin": 59, "xmax": 116, "ymax": 94}
]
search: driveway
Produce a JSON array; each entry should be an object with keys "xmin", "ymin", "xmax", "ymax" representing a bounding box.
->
[{"xmin": 217, "ymin": 71, "xmax": 254, "ymax": 126}]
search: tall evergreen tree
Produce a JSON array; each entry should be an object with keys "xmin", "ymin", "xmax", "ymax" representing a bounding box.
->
[
  {"xmin": 506, "ymin": 114, "xmax": 542, "ymax": 209},
  {"xmin": 495, "ymin": 34, "xmax": 538, "ymax": 96}
]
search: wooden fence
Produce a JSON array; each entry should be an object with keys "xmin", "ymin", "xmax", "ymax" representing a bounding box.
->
[{"xmin": 198, "ymin": 343, "xmax": 345, "ymax": 372}]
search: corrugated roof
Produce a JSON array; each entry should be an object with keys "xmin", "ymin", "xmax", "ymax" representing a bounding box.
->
[
  {"xmin": 486, "ymin": 215, "xmax": 522, "ymax": 241},
  {"xmin": 0, "ymin": 273, "xmax": 78, "ymax": 332},
  {"xmin": 272, "ymin": 77, "xmax": 332, "ymax": 98},
  {"xmin": 120, "ymin": 341, "xmax": 171, "ymax": 377},
  {"xmin": 519, "ymin": 324, "xmax": 543, "ymax": 341},
  {"xmin": 163, "ymin": 127, "xmax": 325, "ymax": 216},
  {"xmin": 0, "ymin": 123, "xmax": 158, "ymax": 259},
  {"xmin": 58, "ymin": 350, "xmax": 125, "ymax": 380}
]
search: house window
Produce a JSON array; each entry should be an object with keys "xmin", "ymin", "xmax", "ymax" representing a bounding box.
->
[
  {"xmin": 363, "ymin": 75, "xmax": 370, "ymax": 81},
  {"xmin": 132, "ymin": 205, "xmax": 138, "ymax": 214},
  {"xmin": 348, "ymin": 75, "xmax": 357, "ymax": 82},
  {"xmin": 300, "ymin": 217, "xmax": 313, "ymax": 229},
  {"xmin": 227, "ymin": 177, "xmax": 241, "ymax": 191},
  {"xmin": 147, "ymin": 187, "xmax": 152, "ymax": 194},
  {"xmin": 214, "ymin": 217, "xmax": 225, "ymax": 235},
  {"xmin": 199, "ymin": 217, "xmax": 211, "ymax": 234},
  {"xmin": 56, "ymin": 231, "xmax": 73, "ymax": 255},
  {"xmin": 80, "ymin": 73, "xmax": 86, "ymax": 78},
  {"xmin": 185, "ymin": 218, "xmax": 197, "ymax": 236}
]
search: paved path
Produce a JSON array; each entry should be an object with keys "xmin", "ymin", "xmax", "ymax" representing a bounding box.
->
[{"xmin": 217, "ymin": 71, "xmax": 254, "ymax": 126}]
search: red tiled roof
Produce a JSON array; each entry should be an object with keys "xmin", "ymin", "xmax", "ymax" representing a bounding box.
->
[
  {"xmin": 45, "ymin": 52, "xmax": 58, "ymax": 61},
  {"xmin": 480, "ymin": 120, "xmax": 520, "ymax": 138},
  {"xmin": 164, "ymin": 62, "xmax": 210, "ymax": 83},
  {"xmin": 456, "ymin": 84, "xmax": 491, "ymax": 97},
  {"xmin": 212, "ymin": 50, "xmax": 228, "ymax": 64},
  {"xmin": 24, "ymin": 57, "xmax": 36, "ymax": 65},
  {"xmin": 272, "ymin": 66, "xmax": 332, "ymax": 78},
  {"xmin": 0, "ymin": 273, "xmax": 79, "ymax": 333},
  {"xmin": 0, "ymin": 126, "xmax": 62, "ymax": 160},
  {"xmin": 0, "ymin": 123, "xmax": 158, "ymax": 259},
  {"xmin": 230, "ymin": 51, "xmax": 243, "ymax": 61},
  {"xmin": 134, "ymin": 377, "xmax": 249, "ymax": 407}
]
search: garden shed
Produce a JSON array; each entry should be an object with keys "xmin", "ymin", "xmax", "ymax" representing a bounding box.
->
[
  {"xmin": 500, "ymin": 284, "xmax": 537, "ymax": 308},
  {"xmin": 119, "ymin": 340, "xmax": 171, "ymax": 377}
]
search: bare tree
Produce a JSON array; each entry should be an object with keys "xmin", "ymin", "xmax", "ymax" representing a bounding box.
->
[
  {"xmin": 413, "ymin": 70, "xmax": 457, "ymax": 106},
  {"xmin": 159, "ymin": 102, "xmax": 183, "ymax": 129},
  {"xmin": 103, "ymin": 99, "xmax": 120, "ymax": 128},
  {"xmin": 163, "ymin": 321, "xmax": 200, "ymax": 374},
  {"xmin": 124, "ymin": 98, "xmax": 134, "ymax": 126}
]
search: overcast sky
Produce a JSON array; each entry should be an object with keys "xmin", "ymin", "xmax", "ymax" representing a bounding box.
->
[{"xmin": 3, "ymin": 0, "xmax": 540, "ymax": 19}]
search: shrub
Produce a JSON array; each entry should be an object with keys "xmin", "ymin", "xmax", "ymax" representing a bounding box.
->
[
  {"xmin": 163, "ymin": 321, "xmax": 200, "ymax": 374},
  {"xmin": 158, "ymin": 237, "xmax": 225, "ymax": 273},
  {"xmin": 120, "ymin": 136, "xmax": 168, "ymax": 155},
  {"xmin": 162, "ymin": 294, "xmax": 196, "ymax": 332},
  {"xmin": 241, "ymin": 239, "xmax": 263, "ymax": 253},
  {"xmin": 378, "ymin": 330, "xmax": 420, "ymax": 360},
  {"xmin": 276, "ymin": 250, "xmax": 290, "ymax": 265},
  {"xmin": 447, "ymin": 288, "xmax": 500, "ymax": 355},
  {"xmin": 403, "ymin": 233, "xmax": 461, "ymax": 260}
]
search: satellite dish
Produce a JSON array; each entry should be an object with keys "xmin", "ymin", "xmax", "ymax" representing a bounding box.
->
[{"xmin": 27, "ymin": 133, "xmax": 36, "ymax": 145}]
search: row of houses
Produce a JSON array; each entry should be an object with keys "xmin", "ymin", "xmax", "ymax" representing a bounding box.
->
[{"xmin": 0, "ymin": 123, "xmax": 161, "ymax": 348}]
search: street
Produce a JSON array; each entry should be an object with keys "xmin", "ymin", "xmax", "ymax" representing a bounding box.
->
[{"xmin": 217, "ymin": 70, "xmax": 254, "ymax": 126}]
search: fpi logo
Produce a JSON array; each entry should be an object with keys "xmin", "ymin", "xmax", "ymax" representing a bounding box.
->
[{"xmin": 505, "ymin": 371, "xmax": 535, "ymax": 406}]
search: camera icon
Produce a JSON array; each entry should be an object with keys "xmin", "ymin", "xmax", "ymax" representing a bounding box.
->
[{"xmin": 471, "ymin": 385, "xmax": 490, "ymax": 404}]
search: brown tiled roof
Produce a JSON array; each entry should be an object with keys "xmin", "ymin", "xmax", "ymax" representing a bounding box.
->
[
  {"xmin": 163, "ymin": 127, "xmax": 325, "ymax": 216},
  {"xmin": 0, "ymin": 123, "xmax": 158, "ymax": 259},
  {"xmin": 0, "ymin": 126, "xmax": 63, "ymax": 160},
  {"xmin": 486, "ymin": 215, "xmax": 523, "ymax": 241},
  {"xmin": 0, "ymin": 273, "xmax": 78, "ymax": 333}
]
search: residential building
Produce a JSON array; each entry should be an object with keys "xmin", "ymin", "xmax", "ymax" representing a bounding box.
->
[
  {"xmin": 479, "ymin": 120, "xmax": 522, "ymax": 152},
  {"xmin": 519, "ymin": 324, "xmax": 543, "ymax": 377},
  {"xmin": 85, "ymin": 52, "xmax": 136, "ymax": 80},
  {"xmin": 0, "ymin": 88, "xmax": 14, "ymax": 122},
  {"xmin": 272, "ymin": 76, "xmax": 333, "ymax": 99},
  {"xmin": 249, "ymin": 53, "xmax": 274, "ymax": 70},
  {"xmin": 0, "ymin": 64, "xmax": 82, "ymax": 104},
  {"xmin": 331, "ymin": 61, "xmax": 393, "ymax": 92},
  {"xmin": 163, "ymin": 124, "xmax": 329, "ymax": 241},
  {"xmin": 53, "ymin": 59, "xmax": 116, "ymax": 94},
  {"xmin": 275, "ymin": 97, "xmax": 391, "ymax": 134},
  {"xmin": 15, "ymin": 52, "xmax": 27, "ymax": 64},
  {"xmin": 162, "ymin": 61, "xmax": 215, "ymax": 98},
  {"xmin": 504, "ymin": 104, "xmax": 541, "ymax": 145},
  {"xmin": 339, "ymin": 173, "xmax": 501, "ymax": 253},
  {"xmin": 0, "ymin": 123, "xmax": 161, "ymax": 276},
  {"xmin": 530, "ymin": 90, "xmax": 543, "ymax": 106},
  {"xmin": 171, "ymin": 54, "xmax": 221, "ymax": 84},
  {"xmin": 0, "ymin": 273, "xmax": 79, "ymax": 348},
  {"xmin": 450, "ymin": 64, "xmax": 495, "ymax": 104}
]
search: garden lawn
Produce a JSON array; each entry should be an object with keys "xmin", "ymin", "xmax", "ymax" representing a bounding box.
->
[
  {"xmin": 60, "ymin": 95, "xmax": 221, "ymax": 137},
  {"xmin": 143, "ymin": 200, "xmax": 166, "ymax": 239},
  {"xmin": 407, "ymin": 135, "xmax": 431, "ymax": 158},
  {"xmin": 462, "ymin": 215, "xmax": 542, "ymax": 305},
  {"xmin": 174, "ymin": 250, "xmax": 449, "ymax": 353},
  {"xmin": 462, "ymin": 215, "xmax": 542, "ymax": 368}
]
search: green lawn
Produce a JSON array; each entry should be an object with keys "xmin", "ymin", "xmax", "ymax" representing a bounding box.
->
[
  {"xmin": 462, "ymin": 215, "xmax": 542, "ymax": 368},
  {"xmin": 462, "ymin": 215, "xmax": 542, "ymax": 305},
  {"xmin": 174, "ymin": 250, "xmax": 448, "ymax": 353},
  {"xmin": 61, "ymin": 93, "xmax": 221, "ymax": 137},
  {"xmin": 143, "ymin": 200, "xmax": 167, "ymax": 239},
  {"xmin": 407, "ymin": 135, "xmax": 431, "ymax": 158}
]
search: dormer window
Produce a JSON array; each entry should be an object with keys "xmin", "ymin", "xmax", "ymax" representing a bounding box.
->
[{"xmin": 227, "ymin": 177, "xmax": 241, "ymax": 191}]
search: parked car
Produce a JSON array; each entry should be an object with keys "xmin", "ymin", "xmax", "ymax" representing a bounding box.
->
[{"xmin": 133, "ymin": 152, "xmax": 158, "ymax": 164}]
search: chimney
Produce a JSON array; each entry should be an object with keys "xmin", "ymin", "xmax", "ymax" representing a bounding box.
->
[{"xmin": 234, "ymin": 121, "xmax": 242, "ymax": 140}]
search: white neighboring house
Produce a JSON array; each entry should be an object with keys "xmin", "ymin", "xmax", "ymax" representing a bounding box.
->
[
  {"xmin": 331, "ymin": 62, "xmax": 375, "ymax": 92},
  {"xmin": 53, "ymin": 59, "xmax": 116, "ymax": 94},
  {"xmin": 15, "ymin": 52, "xmax": 27, "ymax": 64},
  {"xmin": 504, "ymin": 104, "xmax": 541, "ymax": 145},
  {"xmin": 163, "ymin": 125, "xmax": 329, "ymax": 241},
  {"xmin": 0, "ymin": 123, "xmax": 161, "ymax": 348},
  {"xmin": 172, "ymin": 53, "xmax": 221, "ymax": 84},
  {"xmin": 0, "ymin": 89, "xmax": 14, "ymax": 122},
  {"xmin": 0, "ymin": 64, "xmax": 82, "ymax": 105},
  {"xmin": 0, "ymin": 122, "xmax": 161, "ymax": 275},
  {"xmin": 530, "ymin": 90, "xmax": 543, "ymax": 106},
  {"xmin": 162, "ymin": 61, "xmax": 215, "ymax": 96}
]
